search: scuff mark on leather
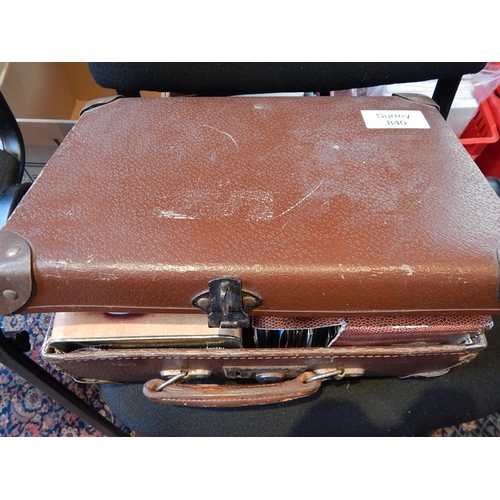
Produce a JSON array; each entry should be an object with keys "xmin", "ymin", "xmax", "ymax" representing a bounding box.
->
[
  {"xmin": 401, "ymin": 265, "xmax": 414, "ymax": 276},
  {"xmin": 203, "ymin": 125, "xmax": 239, "ymax": 149},
  {"xmin": 275, "ymin": 180, "xmax": 324, "ymax": 218},
  {"xmin": 157, "ymin": 210, "xmax": 196, "ymax": 220}
]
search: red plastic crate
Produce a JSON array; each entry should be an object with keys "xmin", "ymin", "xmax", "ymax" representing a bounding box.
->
[
  {"xmin": 460, "ymin": 98, "xmax": 499, "ymax": 160},
  {"xmin": 475, "ymin": 92, "xmax": 500, "ymax": 176}
]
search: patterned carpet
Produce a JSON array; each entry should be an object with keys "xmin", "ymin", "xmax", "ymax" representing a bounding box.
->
[
  {"xmin": 0, "ymin": 313, "xmax": 130, "ymax": 436},
  {"xmin": 432, "ymin": 413, "xmax": 500, "ymax": 437},
  {"xmin": 1, "ymin": 312, "xmax": 499, "ymax": 437}
]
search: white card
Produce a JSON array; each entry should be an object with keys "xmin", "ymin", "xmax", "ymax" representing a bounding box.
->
[{"xmin": 361, "ymin": 110, "xmax": 430, "ymax": 129}]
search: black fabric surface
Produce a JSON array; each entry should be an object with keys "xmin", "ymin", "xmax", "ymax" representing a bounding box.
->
[
  {"xmin": 102, "ymin": 317, "xmax": 500, "ymax": 437},
  {"xmin": 88, "ymin": 62, "xmax": 486, "ymax": 95},
  {"xmin": 0, "ymin": 150, "xmax": 20, "ymax": 191}
]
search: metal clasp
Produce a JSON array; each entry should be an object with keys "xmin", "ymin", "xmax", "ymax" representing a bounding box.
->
[{"xmin": 192, "ymin": 278, "xmax": 262, "ymax": 328}]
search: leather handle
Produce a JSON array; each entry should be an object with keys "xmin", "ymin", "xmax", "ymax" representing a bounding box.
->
[{"xmin": 142, "ymin": 372, "xmax": 321, "ymax": 407}]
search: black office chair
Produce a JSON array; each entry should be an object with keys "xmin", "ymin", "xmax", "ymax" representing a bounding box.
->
[
  {"xmin": 88, "ymin": 62, "xmax": 484, "ymax": 119},
  {"xmin": 0, "ymin": 92, "xmax": 31, "ymax": 227},
  {"xmin": 82, "ymin": 62, "xmax": 500, "ymax": 436}
]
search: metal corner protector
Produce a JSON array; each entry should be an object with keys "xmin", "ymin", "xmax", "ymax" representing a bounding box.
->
[{"xmin": 0, "ymin": 231, "xmax": 33, "ymax": 316}]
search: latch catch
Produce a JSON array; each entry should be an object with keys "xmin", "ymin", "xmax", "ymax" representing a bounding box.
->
[{"xmin": 192, "ymin": 278, "xmax": 262, "ymax": 328}]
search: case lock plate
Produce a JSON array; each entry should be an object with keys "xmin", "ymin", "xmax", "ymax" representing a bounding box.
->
[{"xmin": 192, "ymin": 278, "xmax": 262, "ymax": 328}]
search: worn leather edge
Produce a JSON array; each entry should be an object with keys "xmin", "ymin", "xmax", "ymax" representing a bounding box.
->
[
  {"xmin": 42, "ymin": 333, "xmax": 486, "ymax": 362},
  {"xmin": 392, "ymin": 93, "xmax": 441, "ymax": 111},
  {"xmin": 80, "ymin": 95, "xmax": 124, "ymax": 116},
  {"xmin": 46, "ymin": 351, "xmax": 481, "ymax": 384}
]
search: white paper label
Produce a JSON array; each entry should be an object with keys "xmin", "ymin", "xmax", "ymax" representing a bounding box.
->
[{"xmin": 361, "ymin": 110, "xmax": 430, "ymax": 129}]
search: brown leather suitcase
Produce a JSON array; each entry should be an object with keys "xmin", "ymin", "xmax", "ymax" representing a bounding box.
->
[{"xmin": 1, "ymin": 94, "xmax": 499, "ymax": 406}]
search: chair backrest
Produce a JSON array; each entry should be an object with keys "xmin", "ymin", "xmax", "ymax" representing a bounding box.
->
[
  {"xmin": 88, "ymin": 62, "xmax": 486, "ymax": 119},
  {"xmin": 0, "ymin": 92, "xmax": 30, "ymax": 226},
  {"xmin": 0, "ymin": 91, "xmax": 25, "ymax": 187}
]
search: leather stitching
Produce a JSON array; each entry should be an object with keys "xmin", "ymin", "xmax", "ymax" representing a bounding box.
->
[{"xmin": 60, "ymin": 352, "xmax": 466, "ymax": 363}]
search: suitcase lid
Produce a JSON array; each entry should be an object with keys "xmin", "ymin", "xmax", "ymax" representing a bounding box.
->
[{"xmin": 3, "ymin": 95, "xmax": 500, "ymax": 320}]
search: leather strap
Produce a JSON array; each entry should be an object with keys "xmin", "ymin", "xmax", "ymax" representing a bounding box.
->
[{"xmin": 142, "ymin": 372, "xmax": 321, "ymax": 407}]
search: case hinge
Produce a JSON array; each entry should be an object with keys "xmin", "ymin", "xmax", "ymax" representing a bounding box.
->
[{"xmin": 192, "ymin": 278, "xmax": 262, "ymax": 328}]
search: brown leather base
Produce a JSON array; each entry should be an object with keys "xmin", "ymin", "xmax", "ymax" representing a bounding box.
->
[{"xmin": 43, "ymin": 335, "xmax": 485, "ymax": 383}]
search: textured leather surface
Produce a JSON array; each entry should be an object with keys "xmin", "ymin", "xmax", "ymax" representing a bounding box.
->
[
  {"xmin": 254, "ymin": 314, "xmax": 493, "ymax": 345},
  {"xmin": 43, "ymin": 338, "xmax": 483, "ymax": 384},
  {"xmin": 4, "ymin": 96, "xmax": 500, "ymax": 315}
]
